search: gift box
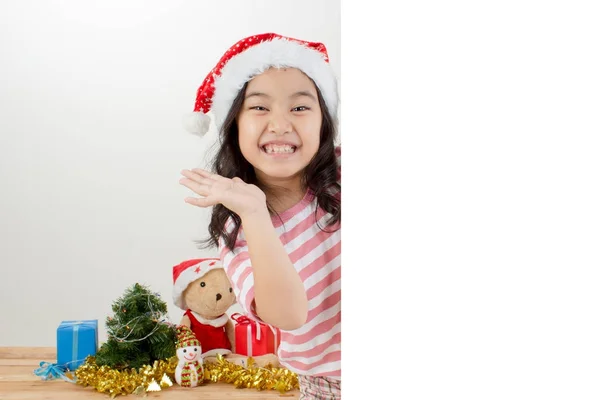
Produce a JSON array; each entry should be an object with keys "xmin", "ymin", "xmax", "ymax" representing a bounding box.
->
[
  {"xmin": 231, "ymin": 313, "xmax": 280, "ymax": 357},
  {"xmin": 56, "ymin": 320, "xmax": 98, "ymax": 370}
]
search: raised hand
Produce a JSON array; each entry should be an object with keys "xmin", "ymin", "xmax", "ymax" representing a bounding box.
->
[{"xmin": 179, "ymin": 169, "xmax": 267, "ymax": 219}]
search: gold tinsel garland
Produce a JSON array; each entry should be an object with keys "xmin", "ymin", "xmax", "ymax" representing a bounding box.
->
[
  {"xmin": 204, "ymin": 353, "xmax": 299, "ymax": 392},
  {"xmin": 75, "ymin": 356, "xmax": 176, "ymax": 398},
  {"xmin": 75, "ymin": 354, "xmax": 298, "ymax": 397}
]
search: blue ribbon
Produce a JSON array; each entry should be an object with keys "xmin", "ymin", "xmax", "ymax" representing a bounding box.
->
[
  {"xmin": 33, "ymin": 361, "xmax": 77, "ymax": 383},
  {"xmin": 72, "ymin": 323, "xmax": 79, "ymax": 366}
]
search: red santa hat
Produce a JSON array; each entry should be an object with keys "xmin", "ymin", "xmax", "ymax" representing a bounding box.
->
[
  {"xmin": 172, "ymin": 258, "xmax": 223, "ymax": 310},
  {"xmin": 184, "ymin": 32, "xmax": 339, "ymax": 137}
]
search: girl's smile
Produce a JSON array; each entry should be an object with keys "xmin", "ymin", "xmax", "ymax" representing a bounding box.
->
[{"xmin": 260, "ymin": 140, "xmax": 300, "ymax": 156}]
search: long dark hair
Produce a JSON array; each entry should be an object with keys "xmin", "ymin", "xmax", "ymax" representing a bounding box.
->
[{"xmin": 199, "ymin": 80, "xmax": 340, "ymax": 250}]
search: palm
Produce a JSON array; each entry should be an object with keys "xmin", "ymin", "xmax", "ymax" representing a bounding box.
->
[{"xmin": 179, "ymin": 169, "xmax": 266, "ymax": 218}]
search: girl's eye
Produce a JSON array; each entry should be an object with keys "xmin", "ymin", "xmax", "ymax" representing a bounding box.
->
[
  {"xmin": 250, "ymin": 106, "xmax": 267, "ymax": 111},
  {"xmin": 292, "ymin": 106, "xmax": 309, "ymax": 112}
]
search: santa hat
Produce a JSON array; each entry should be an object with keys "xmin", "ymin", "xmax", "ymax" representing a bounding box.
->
[
  {"xmin": 176, "ymin": 325, "xmax": 200, "ymax": 349},
  {"xmin": 172, "ymin": 258, "xmax": 223, "ymax": 310},
  {"xmin": 184, "ymin": 32, "xmax": 339, "ymax": 137}
]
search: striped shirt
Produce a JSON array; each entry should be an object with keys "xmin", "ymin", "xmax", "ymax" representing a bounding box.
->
[{"xmin": 219, "ymin": 146, "xmax": 341, "ymax": 379}]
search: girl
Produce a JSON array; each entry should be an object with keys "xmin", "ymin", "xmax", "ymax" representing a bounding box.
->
[{"xmin": 179, "ymin": 33, "xmax": 341, "ymax": 399}]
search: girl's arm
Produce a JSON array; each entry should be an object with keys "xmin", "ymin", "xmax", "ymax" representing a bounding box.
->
[
  {"xmin": 240, "ymin": 209, "xmax": 308, "ymax": 330},
  {"xmin": 180, "ymin": 170, "xmax": 308, "ymax": 331}
]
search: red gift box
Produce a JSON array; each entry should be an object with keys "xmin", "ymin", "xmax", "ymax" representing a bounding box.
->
[{"xmin": 231, "ymin": 313, "xmax": 281, "ymax": 357}]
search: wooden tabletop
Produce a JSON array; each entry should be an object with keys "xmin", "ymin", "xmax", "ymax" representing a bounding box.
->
[{"xmin": 0, "ymin": 347, "xmax": 299, "ymax": 399}]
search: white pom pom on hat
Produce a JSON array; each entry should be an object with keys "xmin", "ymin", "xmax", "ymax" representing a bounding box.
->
[
  {"xmin": 182, "ymin": 111, "xmax": 211, "ymax": 136},
  {"xmin": 184, "ymin": 32, "xmax": 339, "ymax": 138}
]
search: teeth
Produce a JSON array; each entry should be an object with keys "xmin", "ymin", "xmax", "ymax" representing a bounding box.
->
[{"xmin": 264, "ymin": 144, "xmax": 295, "ymax": 154}]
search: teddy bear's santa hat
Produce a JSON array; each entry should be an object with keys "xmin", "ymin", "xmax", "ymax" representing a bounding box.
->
[{"xmin": 172, "ymin": 258, "xmax": 224, "ymax": 310}]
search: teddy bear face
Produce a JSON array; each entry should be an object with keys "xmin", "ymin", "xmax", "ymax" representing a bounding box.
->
[{"xmin": 182, "ymin": 268, "xmax": 236, "ymax": 319}]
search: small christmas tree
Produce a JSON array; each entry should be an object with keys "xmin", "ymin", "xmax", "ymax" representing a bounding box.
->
[{"xmin": 95, "ymin": 283, "xmax": 177, "ymax": 369}]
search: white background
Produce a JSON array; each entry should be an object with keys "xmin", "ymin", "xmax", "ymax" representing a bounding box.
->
[{"xmin": 0, "ymin": 0, "xmax": 340, "ymax": 346}]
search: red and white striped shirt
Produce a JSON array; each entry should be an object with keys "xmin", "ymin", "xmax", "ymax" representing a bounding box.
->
[{"xmin": 219, "ymin": 146, "xmax": 341, "ymax": 379}]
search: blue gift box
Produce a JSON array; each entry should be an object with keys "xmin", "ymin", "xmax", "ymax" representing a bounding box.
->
[{"xmin": 56, "ymin": 320, "xmax": 98, "ymax": 370}]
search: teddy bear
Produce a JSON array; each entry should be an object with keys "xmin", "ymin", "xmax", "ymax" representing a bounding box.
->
[
  {"xmin": 172, "ymin": 258, "xmax": 282, "ymax": 367},
  {"xmin": 172, "ymin": 258, "xmax": 236, "ymax": 357}
]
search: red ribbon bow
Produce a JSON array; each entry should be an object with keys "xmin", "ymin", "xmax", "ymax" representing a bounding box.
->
[
  {"xmin": 231, "ymin": 313, "xmax": 263, "ymax": 341},
  {"xmin": 231, "ymin": 313, "xmax": 251, "ymax": 324}
]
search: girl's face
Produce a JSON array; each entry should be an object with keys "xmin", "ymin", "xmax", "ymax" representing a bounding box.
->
[{"xmin": 237, "ymin": 67, "xmax": 322, "ymax": 187}]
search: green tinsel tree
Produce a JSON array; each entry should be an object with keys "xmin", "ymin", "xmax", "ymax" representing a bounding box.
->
[{"xmin": 95, "ymin": 283, "xmax": 177, "ymax": 370}]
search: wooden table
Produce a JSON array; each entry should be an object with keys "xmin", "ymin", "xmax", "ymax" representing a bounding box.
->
[{"xmin": 0, "ymin": 348, "xmax": 299, "ymax": 399}]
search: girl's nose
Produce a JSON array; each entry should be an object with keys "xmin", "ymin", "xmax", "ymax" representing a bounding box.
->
[{"xmin": 268, "ymin": 112, "xmax": 292, "ymax": 134}]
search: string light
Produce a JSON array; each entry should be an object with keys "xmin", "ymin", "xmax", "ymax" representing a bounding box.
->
[{"xmin": 108, "ymin": 293, "xmax": 175, "ymax": 344}]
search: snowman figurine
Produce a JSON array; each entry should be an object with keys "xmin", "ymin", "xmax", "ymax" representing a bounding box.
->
[{"xmin": 174, "ymin": 325, "xmax": 204, "ymax": 388}]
